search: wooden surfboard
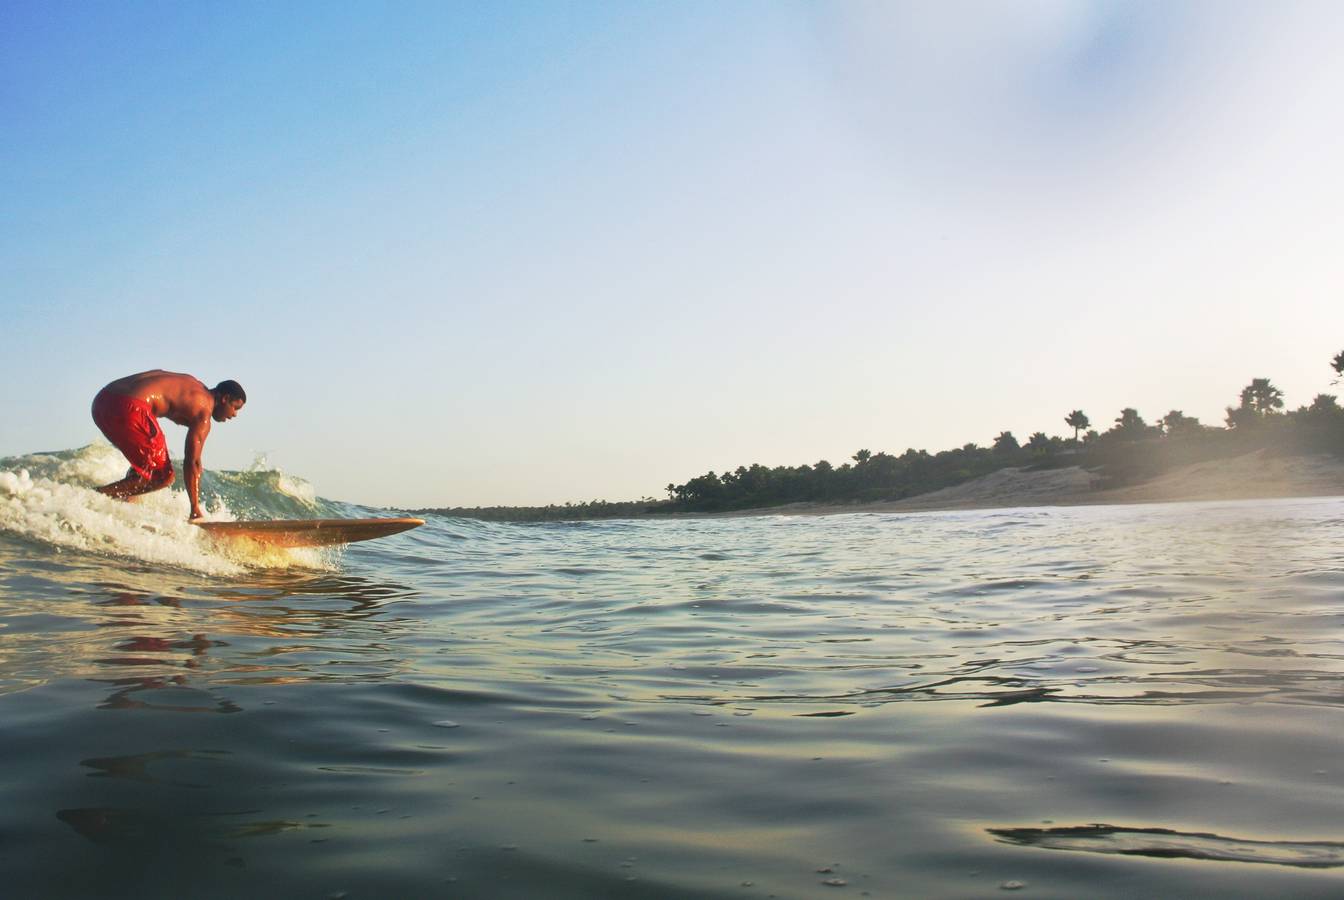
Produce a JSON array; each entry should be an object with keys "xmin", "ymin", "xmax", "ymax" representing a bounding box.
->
[{"xmin": 194, "ymin": 517, "xmax": 425, "ymax": 548}]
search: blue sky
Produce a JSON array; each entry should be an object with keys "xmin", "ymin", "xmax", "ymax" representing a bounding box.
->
[{"xmin": 3, "ymin": 1, "xmax": 1342, "ymax": 507}]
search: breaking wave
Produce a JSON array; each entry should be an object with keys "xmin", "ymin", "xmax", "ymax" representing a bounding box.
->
[{"xmin": 0, "ymin": 444, "xmax": 350, "ymax": 575}]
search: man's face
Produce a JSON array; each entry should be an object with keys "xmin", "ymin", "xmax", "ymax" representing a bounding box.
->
[{"xmin": 214, "ymin": 398, "xmax": 245, "ymax": 423}]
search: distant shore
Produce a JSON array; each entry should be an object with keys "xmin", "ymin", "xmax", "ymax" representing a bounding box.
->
[
  {"xmin": 694, "ymin": 450, "xmax": 1344, "ymax": 518},
  {"xmin": 418, "ymin": 450, "xmax": 1344, "ymax": 523}
]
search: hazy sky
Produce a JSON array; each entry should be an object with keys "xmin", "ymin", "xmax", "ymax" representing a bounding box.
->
[{"xmin": 3, "ymin": 1, "xmax": 1342, "ymax": 508}]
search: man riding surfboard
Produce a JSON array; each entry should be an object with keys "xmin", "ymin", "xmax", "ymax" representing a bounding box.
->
[{"xmin": 91, "ymin": 370, "xmax": 246, "ymax": 521}]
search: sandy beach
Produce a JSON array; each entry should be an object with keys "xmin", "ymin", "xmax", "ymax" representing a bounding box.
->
[{"xmin": 721, "ymin": 450, "xmax": 1344, "ymax": 516}]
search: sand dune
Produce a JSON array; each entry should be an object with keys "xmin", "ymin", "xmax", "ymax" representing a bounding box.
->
[{"xmin": 1086, "ymin": 450, "xmax": 1344, "ymax": 506}]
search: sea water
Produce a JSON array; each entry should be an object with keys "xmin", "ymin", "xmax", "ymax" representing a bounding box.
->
[{"xmin": 1, "ymin": 445, "xmax": 1341, "ymax": 898}]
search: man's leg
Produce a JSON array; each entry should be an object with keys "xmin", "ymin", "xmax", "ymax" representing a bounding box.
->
[{"xmin": 91, "ymin": 394, "xmax": 173, "ymax": 501}]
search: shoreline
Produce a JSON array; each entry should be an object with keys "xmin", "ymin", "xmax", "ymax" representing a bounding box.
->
[
  {"xmin": 699, "ymin": 484, "xmax": 1344, "ymax": 519},
  {"xmin": 418, "ymin": 450, "xmax": 1344, "ymax": 523},
  {"xmin": 656, "ymin": 450, "xmax": 1344, "ymax": 519}
]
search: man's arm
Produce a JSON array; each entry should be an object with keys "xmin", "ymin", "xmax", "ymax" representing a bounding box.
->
[{"xmin": 184, "ymin": 417, "xmax": 212, "ymax": 520}]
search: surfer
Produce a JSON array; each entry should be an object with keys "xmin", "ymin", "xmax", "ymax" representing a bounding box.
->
[{"xmin": 91, "ymin": 370, "xmax": 246, "ymax": 521}]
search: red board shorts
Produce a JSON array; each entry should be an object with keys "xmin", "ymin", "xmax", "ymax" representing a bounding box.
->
[{"xmin": 91, "ymin": 392, "xmax": 174, "ymax": 483}]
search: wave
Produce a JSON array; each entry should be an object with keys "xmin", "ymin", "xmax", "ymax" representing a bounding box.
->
[{"xmin": 0, "ymin": 444, "xmax": 346, "ymax": 575}]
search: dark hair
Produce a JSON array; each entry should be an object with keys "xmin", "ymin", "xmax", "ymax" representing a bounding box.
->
[{"xmin": 214, "ymin": 380, "xmax": 247, "ymax": 403}]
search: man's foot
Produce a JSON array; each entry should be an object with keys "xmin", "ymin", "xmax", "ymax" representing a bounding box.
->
[{"xmin": 96, "ymin": 472, "xmax": 154, "ymax": 501}]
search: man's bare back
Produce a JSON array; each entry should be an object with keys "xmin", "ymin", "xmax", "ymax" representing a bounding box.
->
[
  {"xmin": 92, "ymin": 370, "xmax": 246, "ymax": 521},
  {"xmin": 100, "ymin": 370, "xmax": 216, "ymax": 426}
]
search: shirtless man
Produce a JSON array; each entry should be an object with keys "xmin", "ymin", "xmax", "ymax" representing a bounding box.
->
[{"xmin": 91, "ymin": 370, "xmax": 246, "ymax": 521}]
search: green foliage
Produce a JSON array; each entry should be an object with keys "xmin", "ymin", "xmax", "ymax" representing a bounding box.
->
[
  {"xmin": 1160, "ymin": 410, "xmax": 1202, "ymax": 436},
  {"xmin": 1332, "ymin": 350, "xmax": 1343, "ymax": 382},
  {"xmin": 1308, "ymin": 394, "xmax": 1340, "ymax": 414},
  {"xmin": 1224, "ymin": 405, "xmax": 1256, "ymax": 430},
  {"xmin": 656, "ymin": 441, "xmax": 1022, "ymax": 511},
  {"xmin": 421, "ymin": 497, "xmax": 673, "ymax": 522},
  {"xmin": 1026, "ymin": 432, "xmax": 1052, "ymax": 456},
  {"xmin": 1107, "ymin": 408, "xmax": 1153, "ymax": 441},
  {"xmin": 1287, "ymin": 393, "xmax": 1344, "ymax": 453}
]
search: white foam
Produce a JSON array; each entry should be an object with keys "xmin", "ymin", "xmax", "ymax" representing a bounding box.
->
[{"xmin": 0, "ymin": 457, "xmax": 333, "ymax": 575}]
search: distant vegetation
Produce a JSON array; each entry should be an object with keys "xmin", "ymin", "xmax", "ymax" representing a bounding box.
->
[
  {"xmin": 421, "ymin": 353, "xmax": 1344, "ymax": 521},
  {"xmin": 416, "ymin": 498, "xmax": 665, "ymax": 523}
]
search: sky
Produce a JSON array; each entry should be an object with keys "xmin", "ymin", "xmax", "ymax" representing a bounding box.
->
[{"xmin": 2, "ymin": 1, "xmax": 1342, "ymax": 508}]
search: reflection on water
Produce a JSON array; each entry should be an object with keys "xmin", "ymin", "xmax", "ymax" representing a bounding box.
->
[
  {"xmin": 989, "ymin": 824, "xmax": 1344, "ymax": 868},
  {"xmin": 0, "ymin": 543, "xmax": 419, "ymax": 699},
  {"xmin": 0, "ymin": 498, "xmax": 1342, "ymax": 897}
]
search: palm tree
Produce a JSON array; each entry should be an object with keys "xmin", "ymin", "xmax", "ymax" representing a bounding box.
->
[
  {"xmin": 1332, "ymin": 350, "xmax": 1343, "ymax": 383},
  {"xmin": 852, "ymin": 449, "xmax": 872, "ymax": 465},
  {"xmin": 1238, "ymin": 378, "xmax": 1284, "ymax": 416},
  {"xmin": 1064, "ymin": 410, "xmax": 1089, "ymax": 443}
]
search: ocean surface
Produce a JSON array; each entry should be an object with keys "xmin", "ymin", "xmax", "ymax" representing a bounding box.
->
[{"xmin": 1, "ymin": 445, "xmax": 1342, "ymax": 899}]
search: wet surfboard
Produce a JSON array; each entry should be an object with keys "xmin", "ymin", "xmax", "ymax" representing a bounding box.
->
[{"xmin": 194, "ymin": 517, "xmax": 424, "ymax": 548}]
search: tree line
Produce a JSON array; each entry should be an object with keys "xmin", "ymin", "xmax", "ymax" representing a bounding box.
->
[{"xmin": 421, "ymin": 351, "xmax": 1344, "ymax": 520}]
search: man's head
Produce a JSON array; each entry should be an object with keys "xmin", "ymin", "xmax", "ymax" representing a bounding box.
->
[{"xmin": 212, "ymin": 380, "xmax": 247, "ymax": 422}]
